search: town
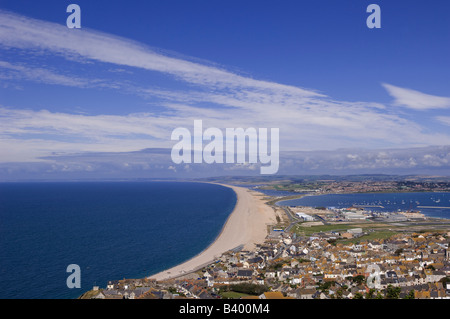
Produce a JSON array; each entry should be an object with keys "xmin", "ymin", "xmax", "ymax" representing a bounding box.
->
[
  {"xmin": 257, "ymin": 178, "xmax": 450, "ymax": 195},
  {"xmin": 80, "ymin": 190, "xmax": 450, "ymax": 300}
]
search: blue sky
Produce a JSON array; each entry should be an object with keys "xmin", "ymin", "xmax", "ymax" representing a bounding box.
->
[{"xmin": 0, "ymin": 0, "xmax": 449, "ymax": 179}]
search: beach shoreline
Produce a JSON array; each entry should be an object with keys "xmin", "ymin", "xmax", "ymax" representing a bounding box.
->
[{"xmin": 148, "ymin": 183, "xmax": 277, "ymax": 281}]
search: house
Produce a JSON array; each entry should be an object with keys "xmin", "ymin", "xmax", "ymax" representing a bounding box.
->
[
  {"xmin": 290, "ymin": 276, "xmax": 302, "ymax": 285},
  {"xmin": 342, "ymin": 290, "xmax": 353, "ymax": 299},
  {"xmin": 131, "ymin": 287, "xmax": 151, "ymax": 299},
  {"xmin": 399, "ymin": 286, "xmax": 414, "ymax": 299},
  {"xmin": 236, "ymin": 269, "xmax": 254, "ymax": 279},
  {"xmin": 324, "ymin": 271, "xmax": 342, "ymax": 280},
  {"xmin": 404, "ymin": 252, "xmax": 416, "ymax": 261},
  {"xmin": 368, "ymin": 242, "xmax": 383, "ymax": 250},
  {"xmin": 286, "ymin": 288, "xmax": 303, "ymax": 299},
  {"xmin": 198, "ymin": 289, "xmax": 214, "ymax": 299},
  {"xmin": 341, "ymin": 232, "xmax": 353, "ymax": 239},
  {"xmin": 424, "ymin": 269, "xmax": 446, "ymax": 283},
  {"xmin": 297, "ymin": 288, "xmax": 317, "ymax": 299},
  {"xmin": 318, "ymin": 292, "xmax": 329, "ymax": 299},
  {"xmin": 150, "ymin": 290, "xmax": 166, "ymax": 299},
  {"xmin": 351, "ymin": 284, "xmax": 367, "ymax": 295},
  {"xmin": 440, "ymin": 265, "xmax": 450, "ymax": 276},
  {"xmin": 415, "ymin": 290, "xmax": 431, "ymax": 299},
  {"xmin": 397, "ymin": 277, "xmax": 409, "ymax": 287},
  {"xmin": 386, "ymin": 270, "xmax": 398, "ymax": 280},
  {"xmin": 348, "ymin": 228, "xmax": 363, "ymax": 236},
  {"xmin": 102, "ymin": 289, "xmax": 124, "ymax": 299},
  {"xmin": 91, "ymin": 291, "xmax": 106, "ymax": 299},
  {"xmin": 106, "ymin": 280, "xmax": 119, "ymax": 290},
  {"xmin": 386, "ymin": 240, "xmax": 407, "ymax": 252},
  {"xmin": 259, "ymin": 291, "xmax": 285, "ymax": 299},
  {"xmin": 248, "ymin": 256, "xmax": 264, "ymax": 266}
]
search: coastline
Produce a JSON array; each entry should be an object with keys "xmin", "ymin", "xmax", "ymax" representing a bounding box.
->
[
  {"xmin": 275, "ymin": 191, "xmax": 450, "ymax": 220},
  {"xmin": 148, "ymin": 183, "xmax": 277, "ymax": 281}
]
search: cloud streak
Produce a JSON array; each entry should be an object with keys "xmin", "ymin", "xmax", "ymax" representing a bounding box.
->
[
  {"xmin": 1, "ymin": 146, "xmax": 450, "ymax": 181},
  {"xmin": 0, "ymin": 9, "xmax": 449, "ymax": 176},
  {"xmin": 0, "ymin": 60, "xmax": 89, "ymax": 87},
  {"xmin": 382, "ymin": 83, "xmax": 450, "ymax": 110},
  {"xmin": 0, "ymin": 10, "xmax": 321, "ymax": 98}
]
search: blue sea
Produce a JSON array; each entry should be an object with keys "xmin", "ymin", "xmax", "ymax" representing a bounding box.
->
[
  {"xmin": 0, "ymin": 182, "xmax": 236, "ymax": 299},
  {"xmin": 277, "ymin": 192, "xmax": 450, "ymax": 219}
]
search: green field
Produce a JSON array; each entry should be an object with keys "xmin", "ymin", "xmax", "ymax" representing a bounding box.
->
[
  {"xmin": 219, "ymin": 291, "xmax": 252, "ymax": 299},
  {"xmin": 294, "ymin": 223, "xmax": 357, "ymax": 235},
  {"xmin": 293, "ymin": 222, "xmax": 397, "ymax": 243},
  {"xmin": 338, "ymin": 230, "xmax": 396, "ymax": 244}
]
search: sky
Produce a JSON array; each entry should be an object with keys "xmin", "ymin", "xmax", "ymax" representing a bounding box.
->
[{"xmin": 0, "ymin": 0, "xmax": 449, "ymax": 179}]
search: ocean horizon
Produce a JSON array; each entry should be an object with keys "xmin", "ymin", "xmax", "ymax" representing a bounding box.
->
[{"xmin": 0, "ymin": 181, "xmax": 236, "ymax": 299}]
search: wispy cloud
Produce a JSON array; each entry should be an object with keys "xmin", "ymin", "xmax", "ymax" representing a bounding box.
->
[
  {"xmin": 280, "ymin": 146, "xmax": 450, "ymax": 173},
  {"xmin": 0, "ymin": 60, "xmax": 127, "ymax": 90},
  {"xmin": 436, "ymin": 116, "xmax": 450, "ymax": 126},
  {"xmin": 1, "ymin": 146, "xmax": 450, "ymax": 180},
  {"xmin": 0, "ymin": 60, "xmax": 88, "ymax": 87},
  {"xmin": 0, "ymin": 10, "xmax": 321, "ymax": 98},
  {"xmin": 382, "ymin": 83, "xmax": 450, "ymax": 110},
  {"xmin": 1, "ymin": 9, "xmax": 450, "ymax": 174},
  {"xmin": 0, "ymin": 106, "xmax": 176, "ymax": 162}
]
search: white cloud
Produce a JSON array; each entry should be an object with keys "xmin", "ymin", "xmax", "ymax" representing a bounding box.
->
[
  {"xmin": 1, "ymin": 10, "xmax": 450, "ymax": 166},
  {"xmin": 382, "ymin": 83, "xmax": 450, "ymax": 110},
  {"xmin": 2, "ymin": 145, "xmax": 449, "ymax": 179},
  {"xmin": 436, "ymin": 116, "xmax": 450, "ymax": 126},
  {"xmin": 0, "ymin": 10, "xmax": 321, "ymax": 98},
  {"xmin": 0, "ymin": 60, "xmax": 88, "ymax": 87}
]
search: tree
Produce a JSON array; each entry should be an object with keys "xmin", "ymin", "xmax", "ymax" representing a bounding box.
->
[
  {"xmin": 365, "ymin": 288, "xmax": 376, "ymax": 299},
  {"xmin": 352, "ymin": 275, "xmax": 366, "ymax": 285},
  {"xmin": 403, "ymin": 289, "xmax": 415, "ymax": 299},
  {"xmin": 353, "ymin": 292, "xmax": 364, "ymax": 299},
  {"xmin": 220, "ymin": 283, "xmax": 269, "ymax": 296},
  {"xmin": 439, "ymin": 276, "xmax": 450, "ymax": 284},
  {"xmin": 318, "ymin": 280, "xmax": 336, "ymax": 292},
  {"xmin": 385, "ymin": 285, "xmax": 401, "ymax": 299}
]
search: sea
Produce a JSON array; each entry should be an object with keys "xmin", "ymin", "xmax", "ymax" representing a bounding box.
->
[
  {"xmin": 0, "ymin": 181, "xmax": 237, "ymax": 299},
  {"xmin": 277, "ymin": 192, "xmax": 450, "ymax": 219}
]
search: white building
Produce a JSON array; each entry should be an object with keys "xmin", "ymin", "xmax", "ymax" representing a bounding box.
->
[
  {"xmin": 295, "ymin": 212, "xmax": 315, "ymax": 221},
  {"xmin": 343, "ymin": 212, "xmax": 367, "ymax": 220},
  {"xmin": 348, "ymin": 228, "xmax": 363, "ymax": 235}
]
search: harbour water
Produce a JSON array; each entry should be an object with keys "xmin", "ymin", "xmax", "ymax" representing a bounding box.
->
[{"xmin": 277, "ymin": 192, "xmax": 450, "ymax": 219}]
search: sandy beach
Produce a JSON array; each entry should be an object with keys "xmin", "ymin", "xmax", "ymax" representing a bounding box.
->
[{"xmin": 149, "ymin": 183, "xmax": 277, "ymax": 281}]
